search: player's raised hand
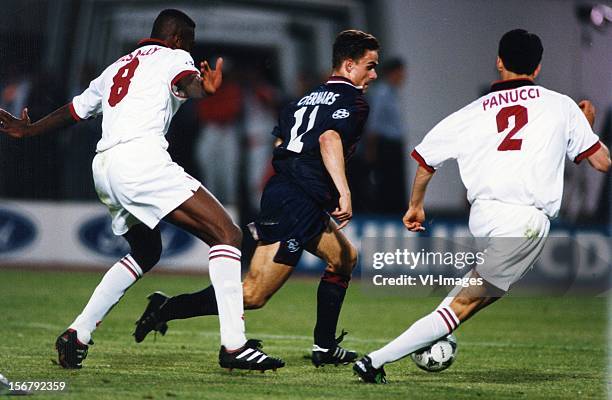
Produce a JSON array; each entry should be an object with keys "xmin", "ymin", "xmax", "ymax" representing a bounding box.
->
[
  {"xmin": 578, "ymin": 100, "xmax": 596, "ymax": 127},
  {"xmin": 200, "ymin": 57, "xmax": 223, "ymax": 95},
  {"xmin": 403, "ymin": 206, "xmax": 426, "ymax": 232},
  {"xmin": 0, "ymin": 107, "xmax": 31, "ymax": 138},
  {"xmin": 331, "ymin": 193, "xmax": 352, "ymax": 229}
]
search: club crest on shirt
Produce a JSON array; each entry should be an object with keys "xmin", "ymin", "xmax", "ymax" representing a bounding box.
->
[
  {"xmin": 332, "ymin": 109, "xmax": 350, "ymax": 119},
  {"xmin": 286, "ymin": 239, "xmax": 301, "ymax": 253}
]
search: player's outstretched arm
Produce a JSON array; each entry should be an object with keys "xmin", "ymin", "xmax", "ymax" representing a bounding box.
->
[
  {"xmin": 177, "ymin": 57, "xmax": 224, "ymax": 98},
  {"xmin": 0, "ymin": 104, "xmax": 77, "ymax": 139},
  {"xmin": 403, "ymin": 165, "xmax": 435, "ymax": 232},
  {"xmin": 320, "ymin": 129, "xmax": 352, "ymax": 229}
]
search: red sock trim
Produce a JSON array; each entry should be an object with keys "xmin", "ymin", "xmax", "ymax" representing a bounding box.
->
[
  {"xmin": 209, "ymin": 246, "xmax": 241, "ymax": 256},
  {"xmin": 120, "ymin": 259, "xmax": 139, "ymax": 279},
  {"xmin": 209, "ymin": 254, "xmax": 241, "ymax": 262},
  {"xmin": 436, "ymin": 310, "xmax": 453, "ymax": 334},
  {"xmin": 209, "ymin": 250, "xmax": 241, "ymax": 258},
  {"xmin": 123, "ymin": 256, "xmax": 140, "ymax": 274},
  {"xmin": 441, "ymin": 307, "xmax": 458, "ymax": 329}
]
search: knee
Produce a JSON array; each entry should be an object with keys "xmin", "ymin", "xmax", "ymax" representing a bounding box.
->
[
  {"xmin": 243, "ymin": 284, "xmax": 267, "ymax": 310},
  {"xmin": 132, "ymin": 238, "xmax": 162, "ymax": 273},
  {"xmin": 213, "ymin": 223, "xmax": 242, "ymax": 248},
  {"xmin": 328, "ymin": 245, "xmax": 358, "ymax": 276}
]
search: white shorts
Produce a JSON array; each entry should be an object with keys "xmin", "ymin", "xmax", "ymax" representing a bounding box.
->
[
  {"xmin": 468, "ymin": 199, "xmax": 550, "ymax": 291},
  {"xmin": 92, "ymin": 139, "xmax": 201, "ymax": 236}
]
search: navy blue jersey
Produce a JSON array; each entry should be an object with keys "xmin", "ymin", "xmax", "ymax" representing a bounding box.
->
[{"xmin": 271, "ymin": 76, "xmax": 369, "ymax": 208}]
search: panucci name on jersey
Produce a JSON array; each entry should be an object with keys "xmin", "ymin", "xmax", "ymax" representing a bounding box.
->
[
  {"xmin": 482, "ymin": 87, "xmax": 540, "ymax": 110},
  {"xmin": 297, "ymin": 91, "xmax": 341, "ymax": 107}
]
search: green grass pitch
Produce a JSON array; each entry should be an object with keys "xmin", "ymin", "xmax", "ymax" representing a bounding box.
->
[{"xmin": 0, "ymin": 268, "xmax": 608, "ymax": 399}]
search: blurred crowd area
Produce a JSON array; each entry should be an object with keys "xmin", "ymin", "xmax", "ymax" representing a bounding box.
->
[
  {"xmin": 0, "ymin": 42, "xmax": 411, "ymax": 222},
  {"xmin": 2, "ymin": 59, "xmax": 609, "ymax": 227},
  {"xmin": 0, "ymin": 1, "xmax": 610, "ymax": 227},
  {"xmin": 0, "ymin": 55, "xmax": 284, "ymax": 215}
]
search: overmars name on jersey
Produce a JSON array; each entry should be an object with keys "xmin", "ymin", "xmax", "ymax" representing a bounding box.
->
[
  {"xmin": 482, "ymin": 87, "xmax": 540, "ymax": 111},
  {"xmin": 297, "ymin": 91, "xmax": 341, "ymax": 107}
]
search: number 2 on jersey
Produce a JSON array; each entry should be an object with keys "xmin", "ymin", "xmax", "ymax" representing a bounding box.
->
[
  {"xmin": 287, "ymin": 106, "xmax": 319, "ymax": 153},
  {"xmin": 108, "ymin": 58, "xmax": 140, "ymax": 107},
  {"xmin": 496, "ymin": 105, "xmax": 528, "ymax": 151}
]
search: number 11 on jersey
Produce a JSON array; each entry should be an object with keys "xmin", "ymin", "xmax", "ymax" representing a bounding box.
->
[{"xmin": 287, "ymin": 106, "xmax": 319, "ymax": 153}]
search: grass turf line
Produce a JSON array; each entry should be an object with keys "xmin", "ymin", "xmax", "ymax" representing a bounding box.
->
[{"xmin": 0, "ymin": 269, "xmax": 607, "ymax": 399}]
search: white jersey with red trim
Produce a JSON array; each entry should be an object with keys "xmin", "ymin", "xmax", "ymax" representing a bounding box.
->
[
  {"xmin": 71, "ymin": 39, "xmax": 199, "ymax": 152},
  {"xmin": 413, "ymin": 79, "xmax": 600, "ymax": 218}
]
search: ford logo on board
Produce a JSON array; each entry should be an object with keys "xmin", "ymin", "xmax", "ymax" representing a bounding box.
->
[
  {"xmin": 0, "ymin": 209, "xmax": 37, "ymax": 254},
  {"xmin": 79, "ymin": 216, "xmax": 193, "ymax": 258}
]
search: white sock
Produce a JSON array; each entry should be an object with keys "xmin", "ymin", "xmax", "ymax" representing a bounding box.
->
[
  {"xmin": 208, "ymin": 245, "xmax": 247, "ymax": 350},
  {"xmin": 69, "ymin": 255, "xmax": 142, "ymax": 344},
  {"xmin": 369, "ymin": 306, "xmax": 459, "ymax": 369}
]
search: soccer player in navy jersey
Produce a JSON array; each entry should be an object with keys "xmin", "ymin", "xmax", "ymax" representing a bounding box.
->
[{"xmin": 134, "ymin": 29, "xmax": 379, "ymax": 367}]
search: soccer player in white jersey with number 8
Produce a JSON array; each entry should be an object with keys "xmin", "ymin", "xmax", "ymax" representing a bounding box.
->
[
  {"xmin": 354, "ymin": 29, "xmax": 610, "ymax": 383},
  {"xmin": 0, "ymin": 9, "xmax": 284, "ymax": 371}
]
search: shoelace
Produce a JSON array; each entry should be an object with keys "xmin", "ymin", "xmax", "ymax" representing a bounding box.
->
[{"xmin": 335, "ymin": 329, "xmax": 348, "ymax": 344}]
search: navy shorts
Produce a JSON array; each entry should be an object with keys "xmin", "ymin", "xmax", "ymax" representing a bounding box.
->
[{"xmin": 250, "ymin": 174, "xmax": 329, "ymax": 266}]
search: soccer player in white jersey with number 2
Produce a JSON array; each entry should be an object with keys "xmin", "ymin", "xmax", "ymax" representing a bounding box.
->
[
  {"xmin": 0, "ymin": 9, "xmax": 284, "ymax": 371},
  {"xmin": 354, "ymin": 29, "xmax": 610, "ymax": 383}
]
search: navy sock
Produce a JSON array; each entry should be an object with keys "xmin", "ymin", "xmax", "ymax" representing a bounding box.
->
[
  {"xmin": 313, "ymin": 271, "xmax": 350, "ymax": 348},
  {"xmin": 158, "ymin": 285, "xmax": 218, "ymax": 321}
]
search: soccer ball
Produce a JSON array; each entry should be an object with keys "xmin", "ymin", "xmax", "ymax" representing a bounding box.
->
[{"xmin": 410, "ymin": 334, "xmax": 457, "ymax": 372}]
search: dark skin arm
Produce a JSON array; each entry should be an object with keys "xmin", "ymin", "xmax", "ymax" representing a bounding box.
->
[{"xmin": 0, "ymin": 104, "xmax": 77, "ymax": 139}]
